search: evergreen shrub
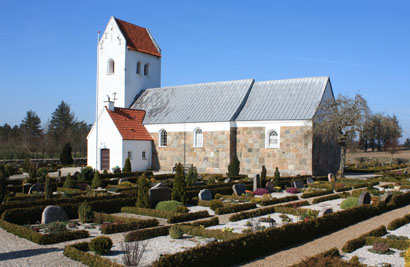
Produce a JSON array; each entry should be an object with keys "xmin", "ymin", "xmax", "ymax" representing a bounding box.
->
[{"xmin": 89, "ymin": 236, "xmax": 113, "ymax": 255}]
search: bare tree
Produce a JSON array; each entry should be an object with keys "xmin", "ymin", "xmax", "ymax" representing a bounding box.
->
[
  {"xmin": 121, "ymin": 239, "xmax": 147, "ymax": 266},
  {"xmin": 314, "ymin": 94, "xmax": 369, "ymax": 177}
]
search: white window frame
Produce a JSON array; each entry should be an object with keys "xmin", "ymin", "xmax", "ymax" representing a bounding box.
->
[
  {"xmin": 159, "ymin": 129, "xmax": 167, "ymax": 147},
  {"xmin": 193, "ymin": 128, "xmax": 203, "ymax": 147},
  {"xmin": 266, "ymin": 129, "xmax": 279, "ymax": 148},
  {"xmin": 107, "ymin": 59, "xmax": 115, "ymax": 75}
]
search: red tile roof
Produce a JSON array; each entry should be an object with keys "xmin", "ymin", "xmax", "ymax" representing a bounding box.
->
[
  {"xmin": 115, "ymin": 18, "xmax": 161, "ymax": 57},
  {"xmin": 106, "ymin": 107, "xmax": 153, "ymax": 141}
]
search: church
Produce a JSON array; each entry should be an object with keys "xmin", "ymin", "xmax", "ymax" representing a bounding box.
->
[{"xmin": 87, "ymin": 17, "xmax": 340, "ymax": 177}]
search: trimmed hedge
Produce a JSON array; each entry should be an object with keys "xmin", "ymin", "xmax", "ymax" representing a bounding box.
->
[
  {"xmin": 300, "ymin": 189, "xmax": 333, "ymax": 199},
  {"xmin": 94, "ymin": 212, "xmax": 159, "ymax": 234},
  {"xmin": 311, "ymin": 194, "xmax": 341, "ymax": 204},
  {"xmin": 63, "ymin": 242, "xmax": 125, "ymax": 267},
  {"xmin": 290, "ymin": 248, "xmax": 345, "ymax": 267},
  {"xmin": 230, "ymin": 206, "xmax": 276, "ymax": 222},
  {"xmin": 365, "ymin": 236, "xmax": 410, "ymax": 250},
  {"xmin": 0, "ymin": 219, "xmax": 89, "ymax": 245},
  {"xmin": 120, "ymin": 207, "xmax": 209, "ymax": 224},
  {"xmin": 185, "ymin": 184, "xmax": 253, "ymax": 200},
  {"xmin": 179, "ymin": 225, "xmax": 240, "ymax": 240},
  {"xmin": 215, "ymin": 203, "xmax": 256, "ymax": 215},
  {"xmin": 335, "ymin": 186, "xmax": 352, "ymax": 192},
  {"xmin": 342, "ymin": 225, "xmax": 387, "ymax": 253},
  {"xmin": 387, "ymin": 214, "xmax": 410, "ymax": 230},
  {"xmin": 124, "ymin": 217, "xmax": 219, "ymax": 242},
  {"xmin": 252, "ymin": 195, "xmax": 299, "ymax": 206}
]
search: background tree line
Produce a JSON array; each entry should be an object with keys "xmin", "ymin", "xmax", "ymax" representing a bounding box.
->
[{"xmin": 0, "ymin": 101, "xmax": 91, "ymax": 159}]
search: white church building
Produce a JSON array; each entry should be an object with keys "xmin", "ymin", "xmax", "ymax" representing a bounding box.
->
[{"xmin": 87, "ymin": 17, "xmax": 340, "ymax": 176}]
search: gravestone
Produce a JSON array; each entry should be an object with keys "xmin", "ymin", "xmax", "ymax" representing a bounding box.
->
[
  {"xmin": 265, "ymin": 182, "xmax": 275, "ymax": 193},
  {"xmin": 22, "ymin": 183, "xmax": 32, "ymax": 194},
  {"xmin": 328, "ymin": 173, "xmax": 335, "ymax": 182},
  {"xmin": 232, "ymin": 183, "xmax": 246, "ymax": 196},
  {"xmin": 306, "ymin": 177, "xmax": 315, "ymax": 184},
  {"xmin": 118, "ymin": 178, "xmax": 129, "ymax": 185},
  {"xmin": 149, "ymin": 183, "xmax": 170, "ymax": 208},
  {"xmin": 224, "ymin": 178, "xmax": 231, "ymax": 184},
  {"xmin": 293, "ymin": 180, "xmax": 304, "ymax": 189},
  {"xmin": 198, "ymin": 189, "xmax": 212, "ymax": 201},
  {"xmin": 41, "ymin": 205, "xmax": 68, "ymax": 224},
  {"xmin": 318, "ymin": 208, "xmax": 333, "ymax": 217},
  {"xmin": 358, "ymin": 191, "xmax": 371, "ymax": 206},
  {"xmin": 380, "ymin": 191, "xmax": 393, "ymax": 203},
  {"xmin": 28, "ymin": 183, "xmax": 44, "ymax": 194},
  {"xmin": 253, "ymin": 174, "xmax": 261, "ymax": 191}
]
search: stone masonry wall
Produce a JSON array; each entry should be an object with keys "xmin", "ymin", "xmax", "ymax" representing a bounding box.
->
[
  {"xmin": 150, "ymin": 130, "xmax": 232, "ymax": 173},
  {"xmin": 236, "ymin": 126, "xmax": 313, "ymax": 177}
]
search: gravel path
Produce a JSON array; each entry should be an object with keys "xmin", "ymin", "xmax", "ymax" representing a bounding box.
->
[{"xmin": 237, "ymin": 204, "xmax": 410, "ymax": 267}]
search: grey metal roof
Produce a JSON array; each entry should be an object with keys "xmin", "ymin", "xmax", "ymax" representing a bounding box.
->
[
  {"xmin": 235, "ymin": 77, "xmax": 329, "ymax": 121},
  {"xmin": 131, "ymin": 79, "xmax": 254, "ymax": 124}
]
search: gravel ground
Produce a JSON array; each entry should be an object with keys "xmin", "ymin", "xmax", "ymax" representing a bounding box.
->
[
  {"xmin": 307, "ymin": 198, "xmax": 345, "ymax": 212},
  {"xmin": 188, "ymin": 205, "xmax": 215, "ymax": 215},
  {"xmin": 342, "ymin": 246, "xmax": 403, "ymax": 267},
  {"xmin": 386, "ymin": 223, "xmax": 410, "ymax": 238}
]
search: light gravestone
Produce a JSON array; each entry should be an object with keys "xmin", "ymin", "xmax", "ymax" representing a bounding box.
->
[
  {"xmin": 198, "ymin": 189, "xmax": 212, "ymax": 201},
  {"xmin": 149, "ymin": 183, "xmax": 170, "ymax": 208},
  {"xmin": 358, "ymin": 191, "xmax": 371, "ymax": 206},
  {"xmin": 224, "ymin": 178, "xmax": 231, "ymax": 184},
  {"xmin": 118, "ymin": 178, "xmax": 129, "ymax": 185},
  {"xmin": 253, "ymin": 174, "xmax": 261, "ymax": 191},
  {"xmin": 265, "ymin": 182, "xmax": 275, "ymax": 193},
  {"xmin": 328, "ymin": 173, "xmax": 335, "ymax": 182},
  {"xmin": 233, "ymin": 183, "xmax": 246, "ymax": 196},
  {"xmin": 293, "ymin": 180, "xmax": 304, "ymax": 189},
  {"xmin": 380, "ymin": 191, "xmax": 393, "ymax": 204},
  {"xmin": 28, "ymin": 183, "xmax": 44, "ymax": 194},
  {"xmin": 318, "ymin": 208, "xmax": 333, "ymax": 217},
  {"xmin": 41, "ymin": 205, "xmax": 68, "ymax": 224}
]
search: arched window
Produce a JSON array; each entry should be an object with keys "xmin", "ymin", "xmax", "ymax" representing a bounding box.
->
[
  {"xmin": 107, "ymin": 59, "xmax": 115, "ymax": 74},
  {"xmin": 144, "ymin": 63, "xmax": 149, "ymax": 76},
  {"xmin": 194, "ymin": 128, "xmax": 203, "ymax": 147},
  {"xmin": 136, "ymin": 61, "xmax": 141, "ymax": 74},
  {"xmin": 267, "ymin": 130, "xmax": 279, "ymax": 148},
  {"xmin": 159, "ymin": 129, "xmax": 167, "ymax": 147}
]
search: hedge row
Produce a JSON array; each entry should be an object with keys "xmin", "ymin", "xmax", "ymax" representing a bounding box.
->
[
  {"xmin": 229, "ymin": 206, "xmax": 276, "ymax": 222},
  {"xmin": 120, "ymin": 207, "xmax": 209, "ymax": 224},
  {"xmin": 300, "ymin": 189, "xmax": 333, "ymax": 199},
  {"xmin": 335, "ymin": 186, "xmax": 352, "ymax": 192},
  {"xmin": 179, "ymin": 225, "xmax": 240, "ymax": 241},
  {"xmin": 219, "ymin": 194, "xmax": 253, "ymax": 202},
  {"xmin": 387, "ymin": 213, "xmax": 410, "ymax": 230},
  {"xmin": 124, "ymin": 217, "xmax": 220, "ymax": 242},
  {"xmin": 277, "ymin": 200, "xmax": 310, "ymax": 208},
  {"xmin": 188, "ymin": 181, "xmax": 252, "ymax": 191},
  {"xmin": 185, "ymin": 184, "xmax": 253, "ymax": 200},
  {"xmin": 152, "ymin": 202, "xmax": 402, "ymax": 267},
  {"xmin": 290, "ymin": 248, "xmax": 346, "ymax": 267},
  {"xmin": 365, "ymin": 236, "xmax": 410, "ymax": 250},
  {"xmin": 0, "ymin": 219, "xmax": 89, "ymax": 245},
  {"xmin": 94, "ymin": 212, "xmax": 159, "ymax": 234},
  {"xmin": 311, "ymin": 194, "xmax": 341, "ymax": 204},
  {"xmin": 273, "ymin": 206, "xmax": 319, "ymax": 217},
  {"xmin": 63, "ymin": 242, "xmax": 125, "ymax": 267},
  {"xmin": 342, "ymin": 225, "xmax": 387, "ymax": 253},
  {"xmin": 252, "ymin": 195, "xmax": 299, "ymax": 206},
  {"xmin": 215, "ymin": 203, "xmax": 256, "ymax": 215}
]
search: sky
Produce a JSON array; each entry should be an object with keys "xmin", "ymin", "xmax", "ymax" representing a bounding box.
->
[{"xmin": 1, "ymin": 0, "xmax": 409, "ymax": 141}]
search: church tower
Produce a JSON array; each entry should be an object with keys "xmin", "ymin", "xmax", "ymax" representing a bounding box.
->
[{"xmin": 97, "ymin": 17, "xmax": 161, "ymax": 109}]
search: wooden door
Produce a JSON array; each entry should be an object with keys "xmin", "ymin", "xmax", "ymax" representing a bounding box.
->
[{"xmin": 100, "ymin": 149, "xmax": 110, "ymax": 170}]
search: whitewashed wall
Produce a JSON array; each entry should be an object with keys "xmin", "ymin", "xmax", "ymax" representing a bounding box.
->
[
  {"xmin": 123, "ymin": 140, "xmax": 152, "ymax": 171},
  {"xmin": 87, "ymin": 109, "xmax": 123, "ymax": 171}
]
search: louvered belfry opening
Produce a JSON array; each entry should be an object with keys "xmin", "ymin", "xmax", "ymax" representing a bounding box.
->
[{"xmin": 100, "ymin": 149, "xmax": 110, "ymax": 170}]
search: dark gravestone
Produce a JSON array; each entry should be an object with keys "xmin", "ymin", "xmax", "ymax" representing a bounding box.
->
[
  {"xmin": 358, "ymin": 191, "xmax": 371, "ymax": 206},
  {"xmin": 307, "ymin": 177, "xmax": 315, "ymax": 184},
  {"xmin": 28, "ymin": 183, "xmax": 44, "ymax": 195},
  {"xmin": 198, "ymin": 189, "xmax": 212, "ymax": 200},
  {"xmin": 224, "ymin": 178, "xmax": 231, "ymax": 184},
  {"xmin": 253, "ymin": 174, "xmax": 261, "ymax": 191},
  {"xmin": 149, "ymin": 183, "xmax": 170, "ymax": 208},
  {"xmin": 41, "ymin": 205, "xmax": 68, "ymax": 224},
  {"xmin": 318, "ymin": 208, "xmax": 333, "ymax": 217},
  {"xmin": 293, "ymin": 180, "xmax": 304, "ymax": 189},
  {"xmin": 22, "ymin": 183, "xmax": 32, "ymax": 194},
  {"xmin": 232, "ymin": 183, "xmax": 246, "ymax": 196},
  {"xmin": 380, "ymin": 191, "xmax": 393, "ymax": 203},
  {"xmin": 118, "ymin": 178, "xmax": 129, "ymax": 185},
  {"xmin": 265, "ymin": 182, "xmax": 275, "ymax": 193}
]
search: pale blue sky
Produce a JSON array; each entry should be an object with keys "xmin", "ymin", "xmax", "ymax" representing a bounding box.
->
[{"xmin": 1, "ymin": 0, "xmax": 409, "ymax": 140}]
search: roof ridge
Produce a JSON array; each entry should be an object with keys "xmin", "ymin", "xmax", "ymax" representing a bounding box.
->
[
  {"xmin": 143, "ymin": 78, "xmax": 255, "ymax": 91},
  {"xmin": 114, "ymin": 17, "xmax": 147, "ymax": 30}
]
